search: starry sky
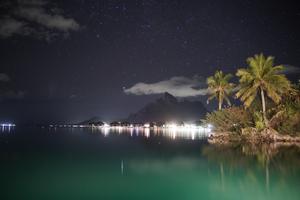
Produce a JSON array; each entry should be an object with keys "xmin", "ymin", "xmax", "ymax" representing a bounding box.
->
[{"xmin": 0, "ymin": 0, "xmax": 299, "ymax": 124}]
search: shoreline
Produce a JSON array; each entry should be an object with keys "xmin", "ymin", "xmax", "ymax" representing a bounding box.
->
[{"xmin": 208, "ymin": 128, "xmax": 300, "ymax": 145}]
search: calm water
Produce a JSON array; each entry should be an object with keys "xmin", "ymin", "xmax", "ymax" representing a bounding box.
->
[{"xmin": 0, "ymin": 126, "xmax": 299, "ymax": 200}]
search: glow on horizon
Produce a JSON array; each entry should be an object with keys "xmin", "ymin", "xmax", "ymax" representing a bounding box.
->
[
  {"xmin": 53, "ymin": 122, "xmax": 213, "ymax": 133},
  {"xmin": 48, "ymin": 122, "xmax": 213, "ymax": 139},
  {"xmin": 0, "ymin": 123, "xmax": 16, "ymax": 132},
  {"xmin": 0, "ymin": 123, "xmax": 16, "ymax": 127},
  {"xmin": 107, "ymin": 123, "xmax": 211, "ymax": 139},
  {"xmin": 143, "ymin": 123, "xmax": 150, "ymax": 128}
]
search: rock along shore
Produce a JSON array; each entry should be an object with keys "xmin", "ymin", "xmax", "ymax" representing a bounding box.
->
[{"xmin": 208, "ymin": 127, "xmax": 300, "ymax": 145}]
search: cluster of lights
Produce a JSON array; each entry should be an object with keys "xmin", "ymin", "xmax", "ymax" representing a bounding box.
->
[
  {"xmin": 163, "ymin": 123, "xmax": 212, "ymax": 133},
  {"xmin": 91, "ymin": 122, "xmax": 213, "ymax": 133},
  {"xmin": 0, "ymin": 123, "xmax": 16, "ymax": 127},
  {"xmin": 143, "ymin": 123, "xmax": 150, "ymax": 128},
  {"xmin": 46, "ymin": 121, "xmax": 214, "ymax": 140},
  {"xmin": 49, "ymin": 122, "xmax": 213, "ymax": 134},
  {"xmin": 49, "ymin": 124, "xmax": 89, "ymax": 128},
  {"xmin": 103, "ymin": 123, "xmax": 110, "ymax": 128}
]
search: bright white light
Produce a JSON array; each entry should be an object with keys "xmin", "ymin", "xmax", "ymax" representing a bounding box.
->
[
  {"xmin": 144, "ymin": 123, "xmax": 150, "ymax": 128},
  {"xmin": 103, "ymin": 127, "xmax": 109, "ymax": 136},
  {"xmin": 172, "ymin": 132, "xmax": 176, "ymax": 139},
  {"xmin": 144, "ymin": 128, "xmax": 150, "ymax": 138},
  {"xmin": 130, "ymin": 128, "xmax": 133, "ymax": 137},
  {"xmin": 0, "ymin": 123, "xmax": 16, "ymax": 127},
  {"xmin": 205, "ymin": 128, "xmax": 212, "ymax": 133},
  {"xmin": 191, "ymin": 132, "xmax": 195, "ymax": 140},
  {"xmin": 166, "ymin": 123, "xmax": 177, "ymax": 129},
  {"xmin": 207, "ymin": 124, "xmax": 213, "ymax": 129},
  {"xmin": 103, "ymin": 122, "xmax": 110, "ymax": 128},
  {"xmin": 183, "ymin": 124, "xmax": 197, "ymax": 129}
]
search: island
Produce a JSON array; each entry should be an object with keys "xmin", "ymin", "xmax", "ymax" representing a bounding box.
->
[{"xmin": 203, "ymin": 53, "xmax": 300, "ymax": 145}]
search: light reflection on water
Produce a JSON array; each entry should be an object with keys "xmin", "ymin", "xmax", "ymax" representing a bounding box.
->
[
  {"xmin": 88, "ymin": 126, "xmax": 211, "ymax": 140},
  {"xmin": 0, "ymin": 127, "xmax": 299, "ymax": 200},
  {"xmin": 0, "ymin": 126, "xmax": 14, "ymax": 133}
]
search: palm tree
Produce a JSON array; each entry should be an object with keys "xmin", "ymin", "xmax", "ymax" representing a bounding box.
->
[
  {"xmin": 236, "ymin": 53, "xmax": 291, "ymax": 125},
  {"xmin": 207, "ymin": 70, "xmax": 235, "ymax": 110}
]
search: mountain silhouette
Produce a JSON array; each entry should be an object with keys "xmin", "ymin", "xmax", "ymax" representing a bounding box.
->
[
  {"xmin": 127, "ymin": 92, "xmax": 207, "ymax": 123},
  {"xmin": 78, "ymin": 116, "xmax": 104, "ymax": 125}
]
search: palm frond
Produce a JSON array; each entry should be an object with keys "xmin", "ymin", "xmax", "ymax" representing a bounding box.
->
[
  {"xmin": 236, "ymin": 53, "xmax": 292, "ymax": 109},
  {"xmin": 206, "ymin": 70, "xmax": 234, "ymax": 109}
]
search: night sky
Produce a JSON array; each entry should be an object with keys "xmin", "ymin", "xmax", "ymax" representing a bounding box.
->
[{"xmin": 0, "ymin": 0, "xmax": 299, "ymax": 124}]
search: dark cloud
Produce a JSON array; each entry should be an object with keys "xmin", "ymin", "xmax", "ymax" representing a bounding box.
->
[
  {"xmin": 0, "ymin": 17, "xmax": 26, "ymax": 38},
  {"xmin": 124, "ymin": 76, "xmax": 208, "ymax": 97},
  {"xmin": 17, "ymin": 0, "xmax": 48, "ymax": 6},
  {"xmin": 0, "ymin": 0, "xmax": 80, "ymax": 40}
]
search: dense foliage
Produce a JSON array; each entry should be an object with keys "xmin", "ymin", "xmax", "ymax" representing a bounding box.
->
[
  {"xmin": 269, "ymin": 87, "xmax": 300, "ymax": 135},
  {"xmin": 236, "ymin": 54, "xmax": 291, "ymax": 124},
  {"xmin": 204, "ymin": 106, "xmax": 253, "ymax": 134},
  {"xmin": 205, "ymin": 54, "xmax": 300, "ymax": 136}
]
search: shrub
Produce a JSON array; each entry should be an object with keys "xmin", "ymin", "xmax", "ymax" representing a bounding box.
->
[
  {"xmin": 253, "ymin": 111, "xmax": 265, "ymax": 131},
  {"xmin": 269, "ymin": 86, "xmax": 300, "ymax": 135},
  {"xmin": 204, "ymin": 106, "xmax": 253, "ymax": 134}
]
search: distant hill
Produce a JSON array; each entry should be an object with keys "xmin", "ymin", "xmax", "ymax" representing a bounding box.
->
[
  {"xmin": 127, "ymin": 92, "xmax": 207, "ymax": 123},
  {"xmin": 78, "ymin": 117, "xmax": 104, "ymax": 125}
]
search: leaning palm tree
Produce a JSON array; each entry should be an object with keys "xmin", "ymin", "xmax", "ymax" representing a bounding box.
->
[
  {"xmin": 236, "ymin": 53, "xmax": 291, "ymax": 124},
  {"xmin": 207, "ymin": 70, "xmax": 235, "ymax": 110}
]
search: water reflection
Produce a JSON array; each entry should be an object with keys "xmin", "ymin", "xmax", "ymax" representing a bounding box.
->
[
  {"xmin": 0, "ymin": 125, "xmax": 14, "ymax": 133},
  {"xmin": 128, "ymin": 157, "xmax": 201, "ymax": 174},
  {"xmin": 202, "ymin": 143, "xmax": 300, "ymax": 197},
  {"xmin": 88, "ymin": 126, "xmax": 211, "ymax": 140},
  {"xmin": 0, "ymin": 127, "xmax": 299, "ymax": 200}
]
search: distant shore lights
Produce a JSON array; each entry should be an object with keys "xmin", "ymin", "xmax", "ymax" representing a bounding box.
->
[
  {"xmin": 0, "ymin": 123, "xmax": 16, "ymax": 132},
  {"xmin": 47, "ymin": 122, "xmax": 213, "ymax": 134},
  {"xmin": 0, "ymin": 123, "xmax": 16, "ymax": 127},
  {"xmin": 164, "ymin": 123, "xmax": 213, "ymax": 133},
  {"xmin": 143, "ymin": 123, "xmax": 150, "ymax": 128}
]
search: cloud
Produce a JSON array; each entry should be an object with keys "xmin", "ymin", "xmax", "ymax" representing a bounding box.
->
[
  {"xmin": 0, "ymin": 73, "xmax": 10, "ymax": 82},
  {"xmin": 282, "ymin": 65, "xmax": 300, "ymax": 74},
  {"xmin": 17, "ymin": 0, "xmax": 48, "ymax": 6},
  {"xmin": 124, "ymin": 76, "xmax": 208, "ymax": 97},
  {"xmin": 15, "ymin": 7, "xmax": 80, "ymax": 32},
  {"xmin": 0, "ymin": 0, "xmax": 80, "ymax": 40},
  {"xmin": 0, "ymin": 17, "xmax": 26, "ymax": 38}
]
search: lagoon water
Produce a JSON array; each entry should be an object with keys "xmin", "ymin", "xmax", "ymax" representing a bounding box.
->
[{"xmin": 0, "ymin": 126, "xmax": 299, "ymax": 200}]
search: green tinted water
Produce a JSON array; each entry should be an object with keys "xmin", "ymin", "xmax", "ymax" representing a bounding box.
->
[{"xmin": 0, "ymin": 127, "xmax": 299, "ymax": 200}]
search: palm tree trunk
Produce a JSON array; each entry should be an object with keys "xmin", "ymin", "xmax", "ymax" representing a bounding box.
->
[
  {"xmin": 218, "ymin": 94, "xmax": 222, "ymax": 110},
  {"xmin": 260, "ymin": 88, "xmax": 268, "ymax": 126}
]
